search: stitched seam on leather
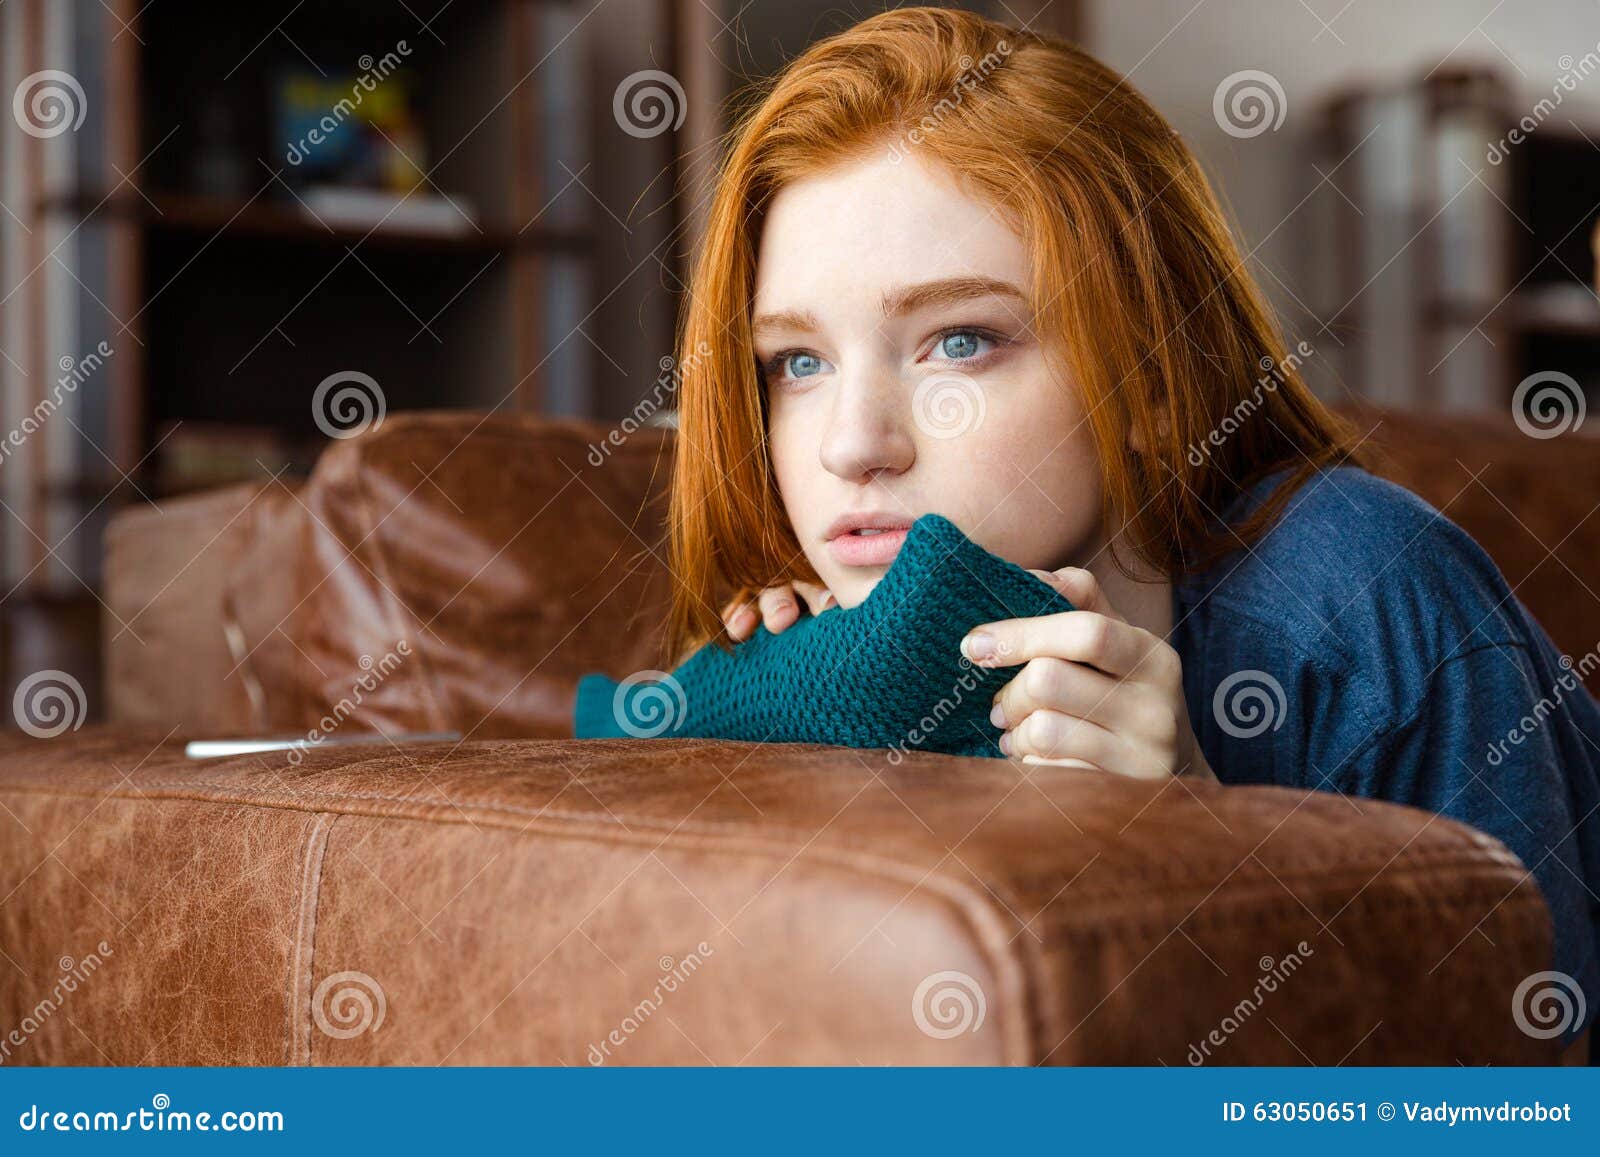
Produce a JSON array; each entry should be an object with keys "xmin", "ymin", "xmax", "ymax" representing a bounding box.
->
[
  {"xmin": 1042, "ymin": 875, "xmax": 1545, "ymax": 937},
  {"xmin": 0, "ymin": 777, "xmax": 1515, "ymax": 886},
  {"xmin": 287, "ymin": 812, "xmax": 336, "ymax": 1066},
  {"xmin": 282, "ymin": 812, "xmax": 312, "ymax": 1066}
]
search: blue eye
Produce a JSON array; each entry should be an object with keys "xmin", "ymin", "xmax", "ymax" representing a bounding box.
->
[
  {"xmin": 786, "ymin": 353, "xmax": 824, "ymax": 378},
  {"xmin": 762, "ymin": 349, "xmax": 834, "ymax": 384},
  {"xmin": 939, "ymin": 330, "xmax": 997, "ymax": 360}
]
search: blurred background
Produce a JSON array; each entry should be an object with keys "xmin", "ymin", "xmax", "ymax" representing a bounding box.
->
[{"xmin": 1, "ymin": 0, "xmax": 1597, "ymax": 714}]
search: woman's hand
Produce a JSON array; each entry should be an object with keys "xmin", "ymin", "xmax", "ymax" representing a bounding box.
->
[
  {"xmin": 721, "ymin": 580, "xmax": 835, "ymax": 641},
  {"xmin": 960, "ymin": 567, "xmax": 1216, "ymax": 781}
]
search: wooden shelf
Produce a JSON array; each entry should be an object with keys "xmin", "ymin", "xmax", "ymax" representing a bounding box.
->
[{"xmin": 39, "ymin": 191, "xmax": 593, "ymax": 256}]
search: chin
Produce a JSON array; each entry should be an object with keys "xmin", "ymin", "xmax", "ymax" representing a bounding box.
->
[{"xmin": 826, "ymin": 572, "xmax": 879, "ymax": 610}]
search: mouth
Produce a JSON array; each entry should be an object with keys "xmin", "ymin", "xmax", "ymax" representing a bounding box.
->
[{"xmin": 824, "ymin": 513, "xmax": 915, "ymax": 567}]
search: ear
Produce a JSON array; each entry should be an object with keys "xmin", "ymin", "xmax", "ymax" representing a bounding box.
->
[{"xmin": 1126, "ymin": 415, "xmax": 1169, "ymax": 454}]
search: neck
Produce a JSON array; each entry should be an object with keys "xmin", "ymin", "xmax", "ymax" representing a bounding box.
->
[{"xmin": 1081, "ymin": 530, "xmax": 1174, "ymax": 640}]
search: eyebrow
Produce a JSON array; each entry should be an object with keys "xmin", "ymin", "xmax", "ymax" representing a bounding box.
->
[{"xmin": 750, "ymin": 276, "xmax": 1027, "ymax": 339}]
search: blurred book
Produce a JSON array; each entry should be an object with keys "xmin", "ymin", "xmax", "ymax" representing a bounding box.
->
[
  {"xmin": 298, "ymin": 185, "xmax": 476, "ymax": 235},
  {"xmin": 155, "ymin": 423, "xmax": 317, "ymax": 494},
  {"xmin": 275, "ymin": 67, "xmax": 431, "ymax": 193}
]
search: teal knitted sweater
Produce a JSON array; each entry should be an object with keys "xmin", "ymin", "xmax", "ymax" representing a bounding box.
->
[{"xmin": 573, "ymin": 514, "xmax": 1074, "ymax": 758}]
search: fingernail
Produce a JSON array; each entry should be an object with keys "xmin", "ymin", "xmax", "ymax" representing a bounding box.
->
[
  {"xmin": 733, "ymin": 606, "xmax": 756, "ymax": 631},
  {"xmin": 998, "ymin": 730, "xmax": 1013, "ymax": 755},
  {"xmin": 962, "ymin": 632, "xmax": 996, "ymax": 661},
  {"xmin": 989, "ymin": 702, "xmax": 1006, "ymax": 729}
]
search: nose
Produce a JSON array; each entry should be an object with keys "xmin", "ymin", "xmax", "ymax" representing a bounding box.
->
[{"xmin": 818, "ymin": 365, "xmax": 916, "ymax": 483}]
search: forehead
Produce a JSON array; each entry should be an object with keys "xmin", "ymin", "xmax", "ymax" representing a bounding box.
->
[{"xmin": 751, "ymin": 151, "xmax": 1029, "ymax": 312}]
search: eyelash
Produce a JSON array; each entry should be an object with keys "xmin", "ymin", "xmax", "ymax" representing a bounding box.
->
[{"xmin": 758, "ymin": 326, "xmax": 1011, "ymax": 383}]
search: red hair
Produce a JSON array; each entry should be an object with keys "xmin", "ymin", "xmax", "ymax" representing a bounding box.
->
[{"xmin": 665, "ymin": 6, "xmax": 1363, "ymax": 663}]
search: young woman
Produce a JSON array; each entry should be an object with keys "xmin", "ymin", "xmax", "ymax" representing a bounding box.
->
[{"xmin": 664, "ymin": 7, "xmax": 1597, "ymax": 1059}]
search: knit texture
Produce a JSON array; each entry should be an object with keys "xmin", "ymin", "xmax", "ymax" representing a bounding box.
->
[{"xmin": 573, "ymin": 513, "xmax": 1074, "ymax": 758}]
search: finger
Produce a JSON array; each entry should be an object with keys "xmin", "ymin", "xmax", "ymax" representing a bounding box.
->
[
  {"xmin": 1002, "ymin": 708, "xmax": 1122, "ymax": 772},
  {"xmin": 1025, "ymin": 566, "xmax": 1125, "ymax": 623},
  {"xmin": 990, "ymin": 655, "xmax": 1132, "ymax": 734},
  {"xmin": 1005, "ymin": 709, "xmax": 1169, "ymax": 779},
  {"xmin": 758, "ymin": 585, "xmax": 801, "ymax": 634},
  {"xmin": 962, "ymin": 611, "xmax": 1164, "ymax": 680},
  {"xmin": 791, "ymin": 579, "xmax": 835, "ymax": 617},
  {"xmin": 722, "ymin": 596, "xmax": 759, "ymax": 641}
]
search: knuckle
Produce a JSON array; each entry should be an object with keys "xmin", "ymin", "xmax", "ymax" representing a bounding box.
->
[
  {"xmin": 1144, "ymin": 697, "xmax": 1180, "ymax": 747},
  {"xmin": 1020, "ymin": 710, "xmax": 1061, "ymax": 753},
  {"xmin": 1153, "ymin": 642, "xmax": 1183, "ymax": 684},
  {"xmin": 1074, "ymin": 614, "xmax": 1111, "ymax": 659},
  {"xmin": 1023, "ymin": 657, "xmax": 1068, "ymax": 703},
  {"xmin": 1065, "ymin": 567, "xmax": 1098, "ymax": 598}
]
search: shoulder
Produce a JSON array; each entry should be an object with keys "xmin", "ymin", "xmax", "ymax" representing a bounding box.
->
[
  {"xmin": 1178, "ymin": 465, "xmax": 1524, "ymax": 674},
  {"xmin": 1173, "ymin": 465, "xmax": 1545, "ymax": 775}
]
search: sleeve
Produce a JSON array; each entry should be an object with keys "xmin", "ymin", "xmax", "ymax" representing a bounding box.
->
[
  {"xmin": 1339, "ymin": 642, "xmax": 1598, "ymax": 1048},
  {"xmin": 572, "ymin": 514, "xmax": 1073, "ymax": 758}
]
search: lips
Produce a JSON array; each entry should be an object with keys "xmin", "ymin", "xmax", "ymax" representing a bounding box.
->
[{"xmin": 824, "ymin": 512, "xmax": 915, "ymax": 567}]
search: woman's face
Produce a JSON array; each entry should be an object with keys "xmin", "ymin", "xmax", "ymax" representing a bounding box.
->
[{"xmin": 753, "ymin": 149, "xmax": 1106, "ymax": 608}]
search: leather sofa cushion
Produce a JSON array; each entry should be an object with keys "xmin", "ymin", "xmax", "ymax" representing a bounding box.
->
[{"xmin": 0, "ymin": 730, "xmax": 1555, "ymax": 1064}]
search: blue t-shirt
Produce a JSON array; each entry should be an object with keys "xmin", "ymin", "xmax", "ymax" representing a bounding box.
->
[{"xmin": 1172, "ymin": 465, "xmax": 1599, "ymax": 1053}]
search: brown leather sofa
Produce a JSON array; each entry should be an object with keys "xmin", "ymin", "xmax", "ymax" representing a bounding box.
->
[{"xmin": 1, "ymin": 402, "xmax": 1594, "ymax": 1065}]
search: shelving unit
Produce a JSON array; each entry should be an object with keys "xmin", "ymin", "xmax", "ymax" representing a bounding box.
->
[
  {"xmin": 1319, "ymin": 67, "xmax": 1600, "ymax": 417},
  {"xmin": 0, "ymin": 0, "xmax": 615, "ymax": 714}
]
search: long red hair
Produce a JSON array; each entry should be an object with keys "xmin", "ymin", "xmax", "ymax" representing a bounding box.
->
[{"xmin": 665, "ymin": 6, "xmax": 1362, "ymax": 663}]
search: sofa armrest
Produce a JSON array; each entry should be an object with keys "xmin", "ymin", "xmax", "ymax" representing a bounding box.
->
[
  {"xmin": 102, "ymin": 413, "xmax": 676, "ymax": 741},
  {"xmin": 103, "ymin": 481, "xmax": 310, "ymax": 733},
  {"xmin": 0, "ymin": 732, "xmax": 1555, "ymax": 1065}
]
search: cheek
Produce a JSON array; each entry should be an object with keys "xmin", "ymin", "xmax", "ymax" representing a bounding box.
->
[
  {"xmin": 933, "ymin": 374, "xmax": 1105, "ymax": 569},
  {"xmin": 766, "ymin": 403, "xmax": 816, "ymax": 511}
]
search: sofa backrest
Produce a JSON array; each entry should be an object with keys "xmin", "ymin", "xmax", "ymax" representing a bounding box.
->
[
  {"xmin": 1348, "ymin": 401, "xmax": 1600, "ymax": 687},
  {"xmin": 104, "ymin": 403, "xmax": 1600, "ymax": 735}
]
